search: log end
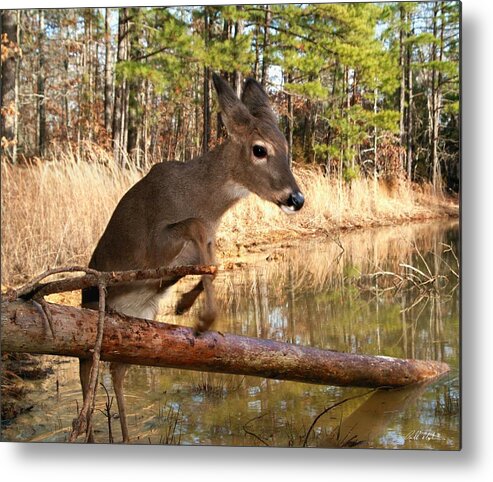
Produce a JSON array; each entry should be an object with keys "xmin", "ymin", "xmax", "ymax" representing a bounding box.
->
[
  {"xmin": 417, "ymin": 359, "xmax": 450, "ymax": 380},
  {"xmin": 374, "ymin": 355, "xmax": 451, "ymax": 385}
]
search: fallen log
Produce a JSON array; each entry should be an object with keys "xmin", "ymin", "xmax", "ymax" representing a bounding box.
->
[{"xmin": 1, "ymin": 299, "xmax": 449, "ymax": 388}]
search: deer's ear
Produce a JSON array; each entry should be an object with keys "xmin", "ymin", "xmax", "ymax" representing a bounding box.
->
[
  {"xmin": 241, "ymin": 78, "xmax": 277, "ymax": 123},
  {"xmin": 212, "ymin": 73, "xmax": 252, "ymax": 139}
]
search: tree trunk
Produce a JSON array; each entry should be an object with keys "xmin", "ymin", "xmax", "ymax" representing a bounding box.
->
[
  {"xmin": 345, "ymin": 66, "xmax": 352, "ymax": 170},
  {"xmin": 399, "ymin": 5, "xmax": 406, "ymax": 172},
  {"xmin": 373, "ymin": 87, "xmax": 378, "ymax": 182},
  {"xmin": 431, "ymin": 3, "xmax": 442, "ymax": 194},
  {"xmin": 2, "ymin": 300, "xmax": 449, "ymax": 388},
  {"xmin": 233, "ymin": 7, "xmax": 244, "ymax": 98},
  {"xmin": 126, "ymin": 8, "xmax": 141, "ymax": 164},
  {"xmin": 84, "ymin": 11, "xmax": 94, "ymax": 144},
  {"xmin": 286, "ymin": 74, "xmax": 294, "ymax": 167},
  {"xmin": 62, "ymin": 16, "xmax": 71, "ymax": 141},
  {"xmin": 303, "ymin": 75, "xmax": 317, "ymax": 164},
  {"xmin": 126, "ymin": 87, "xmax": 140, "ymax": 162},
  {"xmin": 215, "ymin": 20, "xmax": 229, "ymax": 143},
  {"xmin": 406, "ymin": 23, "xmax": 414, "ymax": 181},
  {"xmin": 37, "ymin": 10, "xmax": 46, "ymax": 156},
  {"xmin": 202, "ymin": 7, "xmax": 211, "ymax": 153},
  {"xmin": 0, "ymin": 10, "xmax": 19, "ymax": 163},
  {"xmin": 260, "ymin": 6, "xmax": 272, "ymax": 86},
  {"xmin": 112, "ymin": 8, "xmax": 128, "ymax": 166},
  {"xmin": 104, "ymin": 8, "xmax": 113, "ymax": 135},
  {"xmin": 253, "ymin": 23, "xmax": 260, "ymax": 79}
]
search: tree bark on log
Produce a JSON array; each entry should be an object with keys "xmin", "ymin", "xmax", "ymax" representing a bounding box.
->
[{"xmin": 1, "ymin": 300, "xmax": 449, "ymax": 388}]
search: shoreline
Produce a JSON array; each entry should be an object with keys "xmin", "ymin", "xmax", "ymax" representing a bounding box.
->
[
  {"xmin": 217, "ymin": 205, "xmax": 459, "ymax": 264},
  {"xmin": 0, "ymin": 207, "xmax": 459, "ymax": 290}
]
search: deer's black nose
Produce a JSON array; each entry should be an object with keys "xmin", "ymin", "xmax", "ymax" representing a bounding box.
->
[{"xmin": 287, "ymin": 191, "xmax": 304, "ymax": 211}]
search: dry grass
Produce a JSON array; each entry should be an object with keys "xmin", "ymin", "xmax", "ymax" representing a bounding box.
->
[
  {"xmin": 1, "ymin": 145, "xmax": 141, "ymax": 285},
  {"xmin": 1, "ymin": 144, "xmax": 457, "ymax": 286}
]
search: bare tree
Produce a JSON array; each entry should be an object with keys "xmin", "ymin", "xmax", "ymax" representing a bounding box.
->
[
  {"xmin": 0, "ymin": 10, "xmax": 20, "ymax": 163},
  {"xmin": 104, "ymin": 8, "xmax": 113, "ymax": 135},
  {"xmin": 37, "ymin": 9, "xmax": 46, "ymax": 156},
  {"xmin": 112, "ymin": 8, "xmax": 128, "ymax": 166}
]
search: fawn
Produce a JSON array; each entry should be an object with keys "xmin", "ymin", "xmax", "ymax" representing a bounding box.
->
[{"xmin": 81, "ymin": 74, "xmax": 304, "ymax": 442}]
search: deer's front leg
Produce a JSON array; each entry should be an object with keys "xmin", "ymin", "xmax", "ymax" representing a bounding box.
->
[
  {"xmin": 153, "ymin": 218, "xmax": 217, "ymax": 332},
  {"xmin": 175, "ymin": 279, "xmax": 204, "ymax": 315}
]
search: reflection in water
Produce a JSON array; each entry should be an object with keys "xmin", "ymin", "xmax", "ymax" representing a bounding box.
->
[
  {"xmin": 318, "ymin": 383, "xmax": 431, "ymax": 448},
  {"xmin": 2, "ymin": 221, "xmax": 460, "ymax": 449}
]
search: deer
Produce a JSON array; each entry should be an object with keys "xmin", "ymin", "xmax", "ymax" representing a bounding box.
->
[{"xmin": 80, "ymin": 74, "xmax": 305, "ymax": 443}]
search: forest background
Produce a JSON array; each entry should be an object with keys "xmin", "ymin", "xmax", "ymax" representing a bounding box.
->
[{"xmin": 0, "ymin": 1, "xmax": 460, "ymax": 285}]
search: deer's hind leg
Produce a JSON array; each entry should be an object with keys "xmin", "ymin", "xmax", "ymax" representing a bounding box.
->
[
  {"xmin": 79, "ymin": 358, "xmax": 95, "ymax": 442},
  {"xmin": 104, "ymin": 288, "xmax": 162, "ymax": 443},
  {"xmin": 109, "ymin": 362, "xmax": 130, "ymax": 443}
]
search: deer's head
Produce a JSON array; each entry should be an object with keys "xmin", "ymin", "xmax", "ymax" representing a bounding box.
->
[{"xmin": 212, "ymin": 74, "xmax": 304, "ymax": 214}]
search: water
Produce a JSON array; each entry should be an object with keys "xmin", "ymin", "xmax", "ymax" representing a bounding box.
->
[{"xmin": 1, "ymin": 220, "xmax": 460, "ymax": 449}]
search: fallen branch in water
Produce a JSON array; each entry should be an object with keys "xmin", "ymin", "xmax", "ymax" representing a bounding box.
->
[
  {"xmin": 357, "ymin": 242, "xmax": 459, "ymax": 310},
  {"xmin": 2, "ymin": 299, "xmax": 450, "ymax": 390}
]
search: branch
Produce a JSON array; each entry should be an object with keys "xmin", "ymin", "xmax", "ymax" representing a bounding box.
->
[
  {"xmin": 5, "ymin": 264, "xmax": 217, "ymax": 302},
  {"xmin": 302, "ymin": 389, "xmax": 375, "ymax": 447},
  {"xmin": 68, "ymin": 280, "xmax": 106, "ymax": 443}
]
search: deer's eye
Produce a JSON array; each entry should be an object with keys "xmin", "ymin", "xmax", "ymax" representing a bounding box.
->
[{"xmin": 253, "ymin": 145, "xmax": 268, "ymax": 158}]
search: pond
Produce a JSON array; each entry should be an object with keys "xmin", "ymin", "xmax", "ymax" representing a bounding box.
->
[{"xmin": 1, "ymin": 220, "xmax": 460, "ymax": 449}]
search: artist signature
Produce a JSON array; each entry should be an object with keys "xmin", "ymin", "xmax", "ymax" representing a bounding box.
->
[{"xmin": 405, "ymin": 430, "xmax": 442, "ymax": 441}]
